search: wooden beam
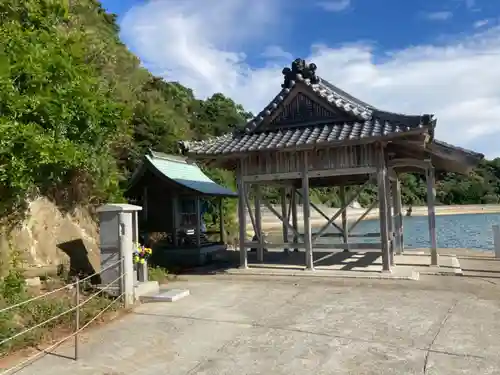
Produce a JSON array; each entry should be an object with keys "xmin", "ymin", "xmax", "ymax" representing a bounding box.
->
[
  {"xmin": 262, "ymin": 200, "xmax": 302, "ymax": 239},
  {"xmin": 308, "ymin": 232, "xmax": 380, "ymax": 238},
  {"xmin": 308, "ymin": 166, "xmax": 376, "ymax": 178},
  {"xmin": 244, "ymin": 242, "xmax": 305, "ymax": 249},
  {"xmin": 236, "ymin": 161, "xmax": 248, "ymax": 268},
  {"xmin": 254, "ymin": 185, "xmax": 264, "ymax": 262},
  {"xmin": 312, "ymin": 243, "xmax": 383, "ymax": 250},
  {"xmin": 243, "ymin": 171, "xmax": 301, "ymax": 182},
  {"xmin": 312, "ymin": 179, "xmax": 372, "ymax": 243},
  {"xmin": 244, "ymin": 189, "xmax": 258, "ymax": 238},
  {"xmin": 302, "ymin": 152, "xmax": 314, "ymax": 270},
  {"xmin": 388, "ymin": 158, "xmax": 431, "ymax": 170},
  {"xmin": 376, "ymin": 146, "xmax": 391, "ymax": 272},
  {"xmin": 244, "ymin": 242, "xmax": 381, "ymax": 250},
  {"xmin": 242, "ymin": 166, "xmax": 376, "ymax": 183},
  {"xmin": 348, "ymin": 200, "xmax": 377, "ymax": 233},
  {"xmin": 296, "ymin": 190, "xmax": 344, "ymax": 234},
  {"xmin": 426, "ymin": 166, "xmax": 438, "ymax": 265}
]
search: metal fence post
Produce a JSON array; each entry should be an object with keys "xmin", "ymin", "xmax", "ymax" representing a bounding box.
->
[{"xmin": 74, "ymin": 275, "xmax": 80, "ymax": 361}]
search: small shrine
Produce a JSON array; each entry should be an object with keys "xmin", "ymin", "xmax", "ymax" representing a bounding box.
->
[{"xmin": 126, "ymin": 150, "xmax": 237, "ymax": 266}]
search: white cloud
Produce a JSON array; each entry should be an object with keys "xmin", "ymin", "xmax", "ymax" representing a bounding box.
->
[
  {"xmin": 474, "ymin": 19, "xmax": 490, "ymax": 28},
  {"xmin": 317, "ymin": 0, "xmax": 351, "ymax": 12},
  {"xmin": 424, "ymin": 11, "xmax": 453, "ymax": 21},
  {"xmin": 121, "ymin": 0, "xmax": 500, "ymax": 158},
  {"xmin": 261, "ymin": 45, "xmax": 294, "ymax": 61}
]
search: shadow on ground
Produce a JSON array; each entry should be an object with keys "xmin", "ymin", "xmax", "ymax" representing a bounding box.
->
[{"xmin": 172, "ymin": 249, "xmax": 385, "ymax": 276}]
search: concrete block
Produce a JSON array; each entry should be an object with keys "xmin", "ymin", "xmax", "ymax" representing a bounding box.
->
[
  {"xmin": 134, "ymin": 280, "xmax": 159, "ymax": 301},
  {"xmin": 140, "ymin": 289, "xmax": 190, "ymax": 303}
]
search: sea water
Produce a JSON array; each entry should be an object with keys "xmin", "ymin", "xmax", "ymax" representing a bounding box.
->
[
  {"xmin": 346, "ymin": 213, "xmax": 500, "ymax": 250},
  {"xmin": 270, "ymin": 213, "xmax": 500, "ymax": 251}
]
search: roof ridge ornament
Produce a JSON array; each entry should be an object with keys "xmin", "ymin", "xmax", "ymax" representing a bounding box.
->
[{"xmin": 282, "ymin": 58, "xmax": 320, "ymax": 89}]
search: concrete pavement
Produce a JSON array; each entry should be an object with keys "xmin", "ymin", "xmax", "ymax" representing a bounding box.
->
[{"xmin": 4, "ymin": 274, "xmax": 500, "ymax": 374}]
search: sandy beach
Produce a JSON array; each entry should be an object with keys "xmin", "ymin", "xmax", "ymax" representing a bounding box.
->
[{"xmin": 247, "ymin": 204, "xmax": 500, "ymax": 233}]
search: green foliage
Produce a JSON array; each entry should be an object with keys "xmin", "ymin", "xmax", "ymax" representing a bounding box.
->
[
  {"xmin": 0, "ymin": 255, "xmax": 119, "ymax": 356},
  {"xmin": 0, "ymin": 0, "xmax": 244, "ymax": 226},
  {"xmin": 147, "ymin": 266, "xmax": 170, "ymax": 284},
  {"xmin": 0, "ymin": 0, "xmax": 126, "ymax": 219},
  {"xmin": 1, "ymin": 0, "xmax": 500, "ymax": 233}
]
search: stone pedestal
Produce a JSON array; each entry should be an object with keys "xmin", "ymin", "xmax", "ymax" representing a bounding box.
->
[{"xmin": 97, "ymin": 204, "xmax": 142, "ymax": 308}]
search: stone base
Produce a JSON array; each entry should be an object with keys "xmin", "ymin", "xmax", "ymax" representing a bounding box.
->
[{"xmin": 134, "ymin": 281, "xmax": 159, "ymax": 301}]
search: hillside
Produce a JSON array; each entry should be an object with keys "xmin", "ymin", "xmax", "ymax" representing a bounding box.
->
[{"xmin": 1, "ymin": 0, "xmax": 500, "ymax": 268}]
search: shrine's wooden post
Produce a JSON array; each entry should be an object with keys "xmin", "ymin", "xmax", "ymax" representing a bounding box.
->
[
  {"xmin": 340, "ymin": 186, "xmax": 349, "ymax": 251},
  {"xmin": 426, "ymin": 166, "xmax": 438, "ymax": 266},
  {"xmin": 302, "ymin": 153, "xmax": 313, "ymax": 270},
  {"xmin": 254, "ymin": 185, "xmax": 264, "ymax": 262},
  {"xmin": 377, "ymin": 147, "xmax": 391, "ymax": 272},
  {"xmin": 237, "ymin": 161, "xmax": 247, "ymax": 268}
]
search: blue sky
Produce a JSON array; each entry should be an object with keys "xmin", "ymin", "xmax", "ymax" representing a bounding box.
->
[{"xmin": 100, "ymin": 0, "xmax": 500, "ymax": 157}]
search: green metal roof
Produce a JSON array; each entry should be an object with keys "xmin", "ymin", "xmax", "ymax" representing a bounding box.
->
[{"xmin": 129, "ymin": 151, "xmax": 237, "ymax": 197}]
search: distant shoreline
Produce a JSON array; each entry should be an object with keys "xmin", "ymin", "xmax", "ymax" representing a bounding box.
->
[{"xmin": 247, "ymin": 204, "xmax": 500, "ymax": 234}]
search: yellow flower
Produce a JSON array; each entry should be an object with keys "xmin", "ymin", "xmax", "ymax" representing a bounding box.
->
[
  {"xmin": 133, "ymin": 255, "xmax": 139, "ymax": 263},
  {"xmin": 139, "ymin": 258, "xmax": 145, "ymax": 264}
]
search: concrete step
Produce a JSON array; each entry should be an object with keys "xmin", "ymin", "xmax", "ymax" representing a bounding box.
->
[
  {"xmin": 134, "ymin": 281, "xmax": 160, "ymax": 301},
  {"xmin": 140, "ymin": 288, "xmax": 190, "ymax": 303}
]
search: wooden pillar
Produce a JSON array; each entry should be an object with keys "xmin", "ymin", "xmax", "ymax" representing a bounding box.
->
[
  {"xmin": 385, "ymin": 174, "xmax": 394, "ymax": 266},
  {"xmin": 291, "ymin": 188, "xmax": 299, "ymax": 252},
  {"xmin": 376, "ymin": 147, "xmax": 391, "ymax": 272},
  {"xmin": 391, "ymin": 177, "xmax": 403, "ymax": 254},
  {"xmin": 195, "ymin": 197, "xmax": 201, "ymax": 249},
  {"xmin": 426, "ymin": 166, "xmax": 438, "ymax": 266},
  {"xmin": 143, "ymin": 186, "xmax": 149, "ymax": 245},
  {"xmin": 236, "ymin": 161, "xmax": 248, "ymax": 268},
  {"xmin": 219, "ymin": 197, "xmax": 225, "ymax": 244},
  {"xmin": 340, "ymin": 186, "xmax": 349, "ymax": 252},
  {"xmin": 254, "ymin": 185, "xmax": 264, "ymax": 262},
  {"xmin": 280, "ymin": 188, "xmax": 289, "ymax": 253},
  {"xmin": 172, "ymin": 194, "xmax": 178, "ymax": 246},
  {"xmin": 301, "ymin": 152, "xmax": 314, "ymax": 270}
]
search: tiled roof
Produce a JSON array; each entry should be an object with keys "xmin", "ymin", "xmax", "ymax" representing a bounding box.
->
[
  {"xmin": 180, "ymin": 59, "xmax": 435, "ymax": 156},
  {"xmin": 243, "ymin": 76, "xmax": 375, "ymax": 133},
  {"xmin": 432, "ymin": 140, "xmax": 484, "ymax": 160},
  {"xmin": 183, "ymin": 119, "xmax": 428, "ymax": 155}
]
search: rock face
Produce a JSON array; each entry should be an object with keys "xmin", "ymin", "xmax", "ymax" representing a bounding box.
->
[{"xmin": 0, "ymin": 198, "xmax": 100, "ymax": 277}]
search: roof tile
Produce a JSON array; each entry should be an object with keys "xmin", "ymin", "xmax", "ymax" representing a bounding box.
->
[
  {"xmin": 179, "ymin": 60, "xmax": 437, "ymax": 157},
  {"xmin": 183, "ymin": 119, "xmax": 425, "ymax": 156}
]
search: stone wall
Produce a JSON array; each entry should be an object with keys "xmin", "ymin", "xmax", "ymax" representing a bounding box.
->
[{"xmin": 0, "ymin": 198, "xmax": 100, "ymax": 277}]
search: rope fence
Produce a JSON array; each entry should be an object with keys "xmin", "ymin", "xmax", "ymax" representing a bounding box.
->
[{"xmin": 0, "ymin": 257, "xmax": 126, "ymax": 375}]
